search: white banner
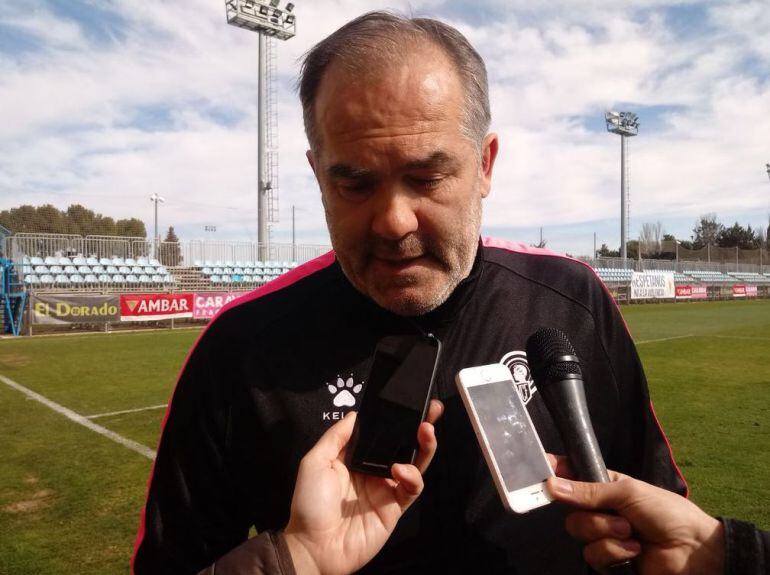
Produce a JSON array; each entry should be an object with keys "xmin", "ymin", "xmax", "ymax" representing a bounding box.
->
[{"xmin": 630, "ymin": 271, "xmax": 675, "ymax": 300}]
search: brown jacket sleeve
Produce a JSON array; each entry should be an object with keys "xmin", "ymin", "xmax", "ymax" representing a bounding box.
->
[{"xmin": 197, "ymin": 531, "xmax": 297, "ymax": 575}]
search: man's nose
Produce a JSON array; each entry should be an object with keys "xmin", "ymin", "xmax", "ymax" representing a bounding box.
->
[{"xmin": 370, "ymin": 187, "xmax": 419, "ymax": 240}]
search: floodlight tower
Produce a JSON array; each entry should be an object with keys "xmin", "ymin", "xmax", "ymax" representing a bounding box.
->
[
  {"xmin": 225, "ymin": 0, "xmax": 296, "ymax": 260},
  {"xmin": 150, "ymin": 193, "xmax": 165, "ymax": 260},
  {"xmin": 605, "ymin": 111, "xmax": 639, "ymax": 266}
]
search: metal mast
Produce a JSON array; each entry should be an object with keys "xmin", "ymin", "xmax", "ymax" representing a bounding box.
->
[
  {"xmin": 605, "ymin": 111, "xmax": 639, "ymax": 267},
  {"xmin": 225, "ymin": 0, "xmax": 296, "ymax": 260}
]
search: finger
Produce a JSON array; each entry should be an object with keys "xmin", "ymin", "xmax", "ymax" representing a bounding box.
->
[
  {"xmin": 583, "ymin": 538, "xmax": 641, "ymax": 570},
  {"xmin": 412, "ymin": 421, "xmax": 438, "ymax": 474},
  {"xmin": 391, "ymin": 463, "xmax": 424, "ymax": 511},
  {"xmin": 564, "ymin": 511, "xmax": 632, "ymax": 541},
  {"xmin": 304, "ymin": 411, "xmax": 357, "ymax": 464},
  {"xmin": 424, "ymin": 399, "xmax": 444, "ymax": 426},
  {"xmin": 545, "ymin": 474, "xmax": 634, "ymax": 511},
  {"xmin": 546, "ymin": 453, "xmax": 574, "ymax": 479}
]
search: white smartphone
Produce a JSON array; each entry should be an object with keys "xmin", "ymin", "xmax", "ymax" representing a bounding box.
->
[{"xmin": 456, "ymin": 363, "xmax": 554, "ymax": 513}]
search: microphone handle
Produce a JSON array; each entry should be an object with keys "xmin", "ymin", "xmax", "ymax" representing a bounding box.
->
[{"xmin": 540, "ymin": 377, "xmax": 635, "ymax": 575}]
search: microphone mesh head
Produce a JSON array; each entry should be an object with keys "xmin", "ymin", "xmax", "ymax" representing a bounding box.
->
[{"xmin": 526, "ymin": 327, "xmax": 582, "ymax": 382}]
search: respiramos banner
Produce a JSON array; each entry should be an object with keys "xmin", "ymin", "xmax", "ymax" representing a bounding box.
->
[
  {"xmin": 31, "ymin": 294, "xmax": 120, "ymax": 324},
  {"xmin": 120, "ymin": 293, "xmax": 193, "ymax": 321},
  {"xmin": 193, "ymin": 292, "xmax": 245, "ymax": 319},
  {"xmin": 630, "ymin": 272, "xmax": 675, "ymax": 300}
]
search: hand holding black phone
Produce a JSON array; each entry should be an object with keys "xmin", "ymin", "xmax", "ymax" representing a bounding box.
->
[{"xmin": 346, "ymin": 334, "xmax": 441, "ymax": 477}]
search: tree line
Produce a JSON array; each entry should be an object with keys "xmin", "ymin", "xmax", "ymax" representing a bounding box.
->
[
  {"xmin": 597, "ymin": 214, "xmax": 770, "ymax": 259},
  {"xmin": 0, "ymin": 204, "xmax": 147, "ymax": 238}
]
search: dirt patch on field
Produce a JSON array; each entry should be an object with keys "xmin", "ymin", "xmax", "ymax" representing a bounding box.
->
[
  {"xmin": 0, "ymin": 351, "xmax": 32, "ymax": 369},
  {"xmin": 2, "ymin": 488, "xmax": 54, "ymax": 514}
]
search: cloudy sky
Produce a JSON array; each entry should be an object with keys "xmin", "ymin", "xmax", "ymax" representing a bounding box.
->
[{"xmin": 1, "ymin": 0, "xmax": 769, "ymax": 257}]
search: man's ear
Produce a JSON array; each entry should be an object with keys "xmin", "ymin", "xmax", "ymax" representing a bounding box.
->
[
  {"xmin": 306, "ymin": 149, "xmax": 317, "ymax": 176},
  {"xmin": 479, "ymin": 133, "xmax": 499, "ymax": 199}
]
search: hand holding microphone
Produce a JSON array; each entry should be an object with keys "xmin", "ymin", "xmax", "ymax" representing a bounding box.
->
[
  {"xmin": 526, "ymin": 327, "xmax": 634, "ymax": 574},
  {"xmin": 545, "ymin": 467, "xmax": 726, "ymax": 575}
]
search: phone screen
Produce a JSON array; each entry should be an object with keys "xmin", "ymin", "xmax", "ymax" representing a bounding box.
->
[
  {"xmin": 467, "ymin": 379, "xmax": 552, "ymax": 492},
  {"xmin": 348, "ymin": 335, "xmax": 441, "ymax": 475}
]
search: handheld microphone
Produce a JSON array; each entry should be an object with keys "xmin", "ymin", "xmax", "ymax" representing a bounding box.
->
[{"xmin": 526, "ymin": 327, "xmax": 634, "ymax": 574}]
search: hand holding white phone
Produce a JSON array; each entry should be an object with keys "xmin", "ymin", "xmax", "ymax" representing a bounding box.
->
[{"xmin": 456, "ymin": 363, "xmax": 553, "ymax": 513}]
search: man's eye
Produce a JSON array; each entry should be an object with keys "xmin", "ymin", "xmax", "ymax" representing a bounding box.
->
[
  {"xmin": 411, "ymin": 177, "xmax": 444, "ymax": 190},
  {"xmin": 338, "ymin": 181, "xmax": 375, "ymax": 200}
]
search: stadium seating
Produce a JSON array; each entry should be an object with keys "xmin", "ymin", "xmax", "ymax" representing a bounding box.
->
[
  {"xmin": 728, "ymin": 272, "xmax": 770, "ymax": 284},
  {"xmin": 684, "ymin": 270, "xmax": 734, "ymax": 283},
  {"xmin": 594, "ymin": 268, "xmax": 634, "ymax": 283}
]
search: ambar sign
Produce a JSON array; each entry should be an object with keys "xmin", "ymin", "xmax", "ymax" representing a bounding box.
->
[
  {"xmin": 120, "ymin": 293, "xmax": 194, "ymax": 321},
  {"xmin": 31, "ymin": 295, "xmax": 120, "ymax": 325}
]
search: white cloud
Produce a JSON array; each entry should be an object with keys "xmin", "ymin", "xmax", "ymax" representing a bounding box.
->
[{"xmin": 1, "ymin": 0, "xmax": 768, "ymax": 257}]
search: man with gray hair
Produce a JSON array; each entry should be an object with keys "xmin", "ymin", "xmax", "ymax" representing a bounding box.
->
[{"xmin": 133, "ymin": 11, "xmax": 685, "ymax": 574}]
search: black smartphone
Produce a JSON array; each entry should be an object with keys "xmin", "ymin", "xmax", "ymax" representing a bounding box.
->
[{"xmin": 346, "ymin": 334, "xmax": 442, "ymax": 477}]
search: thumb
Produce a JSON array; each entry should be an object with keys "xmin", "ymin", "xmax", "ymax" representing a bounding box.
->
[
  {"xmin": 546, "ymin": 473, "xmax": 635, "ymax": 512},
  {"xmin": 305, "ymin": 411, "xmax": 357, "ymax": 463}
]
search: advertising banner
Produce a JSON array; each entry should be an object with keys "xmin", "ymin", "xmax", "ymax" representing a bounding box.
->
[
  {"xmin": 630, "ymin": 272, "xmax": 675, "ymax": 300},
  {"xmin": 31, "ymin": 294, "xmax": 120, "ymax": 325},
  {"xmin": 675, "ymin": 285, "xmax": 708, "ymax": 300},
  {"xmin": 120, "ymin": 293, "xmax": 193, "ymax": 321},
  {"xmin": 675, "ymin": 285, "xmax": 692, "ymax": 300},
  {"xmin": 193, "ymin": 292, "xmax": 246, "ymax": 319},
  {"xmin": 732, "ymin": 285, "xmax": 758, "ymax": 298},
  {"xmin": 691, "ymin": 285, "xmax": 708, "ymax": 299}
]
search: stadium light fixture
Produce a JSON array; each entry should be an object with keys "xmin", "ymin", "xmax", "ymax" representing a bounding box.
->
[
  {"xmin": 605, "ymin": 110, "xmax": 639, "ymax": 267},
  {"xmin": 150, "ymin": 193, "xmax": 166, "ymax": 260},
  {"xmin": 225, "ymin": 0, "xmax": 297, "ymax": 260}
]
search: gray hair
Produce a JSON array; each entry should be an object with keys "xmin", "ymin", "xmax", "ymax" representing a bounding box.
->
[{"xmin": 298, "ymin": 11, "xmax": 491, "ymax": 153}]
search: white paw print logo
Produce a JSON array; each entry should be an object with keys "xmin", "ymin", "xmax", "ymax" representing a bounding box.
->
[{"xmin": 328, "ymin": 376, "xmax": 363, "ymax": 408}]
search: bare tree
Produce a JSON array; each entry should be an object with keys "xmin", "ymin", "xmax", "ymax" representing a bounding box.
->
[{"xmin": 639, "ymin": 221, "xmax": 663, "ymax": 257}]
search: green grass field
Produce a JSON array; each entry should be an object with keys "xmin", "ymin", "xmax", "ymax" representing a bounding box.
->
[{"xmin": 1, "ymin": 300, "xmax": 769, "ymax": 574}]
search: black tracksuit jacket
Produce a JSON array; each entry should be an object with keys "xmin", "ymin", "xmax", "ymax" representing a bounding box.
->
[{"xmin": 133, "ymin": 238, "xmax": 687, "ymax": 574}]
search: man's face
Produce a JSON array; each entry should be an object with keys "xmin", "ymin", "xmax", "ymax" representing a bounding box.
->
[{"xmin": 308, "ymin": 45, "xmax": 498, "ymax": 316}]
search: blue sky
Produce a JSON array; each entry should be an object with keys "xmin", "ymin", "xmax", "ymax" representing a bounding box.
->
[{"xmin": 1, "ymin": 0, "xmax": 769, "ymax": 256}]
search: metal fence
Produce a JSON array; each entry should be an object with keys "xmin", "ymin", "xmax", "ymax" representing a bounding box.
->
[{"xmin": 5, "ymin": 233, "xmax": 331, "ymax": 266}]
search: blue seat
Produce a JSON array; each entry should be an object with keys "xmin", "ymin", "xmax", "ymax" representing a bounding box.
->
[
  {"xmin": 98, "ymin": 274, "xmax": 113, "ymax": 284},
  {"xmin": 113, "ymin": 274, "xmax": 126, "ymax": 283},
  {"xmin": 40, "ymin": 274, "xmax": 55, "ymax": 285},
  {"xmin": 55, "ymin": 274, "xmax": 71, "ymax": 285},
  {"xmin": 70, "ymin": 274, "xmax": 85, "ymax": 284},
  {"xmin": 59, "ymin": 257, "xmax": 73, "ymax": 266},
  {"xmin": 24, "ymin": 274, "xmax": 41, "ymax": 286},
  {"xmin": 30, "ymin": 256, "xmax": 45, "ymax": 266},
  {"xmin": 86, "ymin": 257, "xmax": 99, "ymax": 266}
]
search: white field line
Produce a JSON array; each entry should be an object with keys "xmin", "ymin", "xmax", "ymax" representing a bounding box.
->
[
  {"xmin": 704, "ymin": 335, "xmax": 770, "ymax": 342},
  {"xmin": 85, "ymin": 404, "xmax": 167, "ymax": 420},
  {"xmin": 636, "ymin": 334, "xmax": 696, "ymax": 345},
  {"xmin": 0, "ymin": 374, "xmax": 156, "ymax": 461}
]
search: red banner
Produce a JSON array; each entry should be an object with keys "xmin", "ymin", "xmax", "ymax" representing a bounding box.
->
[
  {"xmin": 676, "ymin": 285, "xmax": 707, "ymax": 300},
  {"xmin": 675, "ymin": 285, "xmax": 692, "ymax": 299},
  {"xmin": 733, "ymin": 284, "xmax": 758, "ymax": 297},
  {"xmin": 120, "ymin": 293, "xmax": 193, "ymax": 321},
  {"xmin": 691, "ymin": 285, "xmax": 707, "ymax": 299},
  {"xmin": 193, "ymin": 292, "xmax": 246, "ymax": 319}
]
